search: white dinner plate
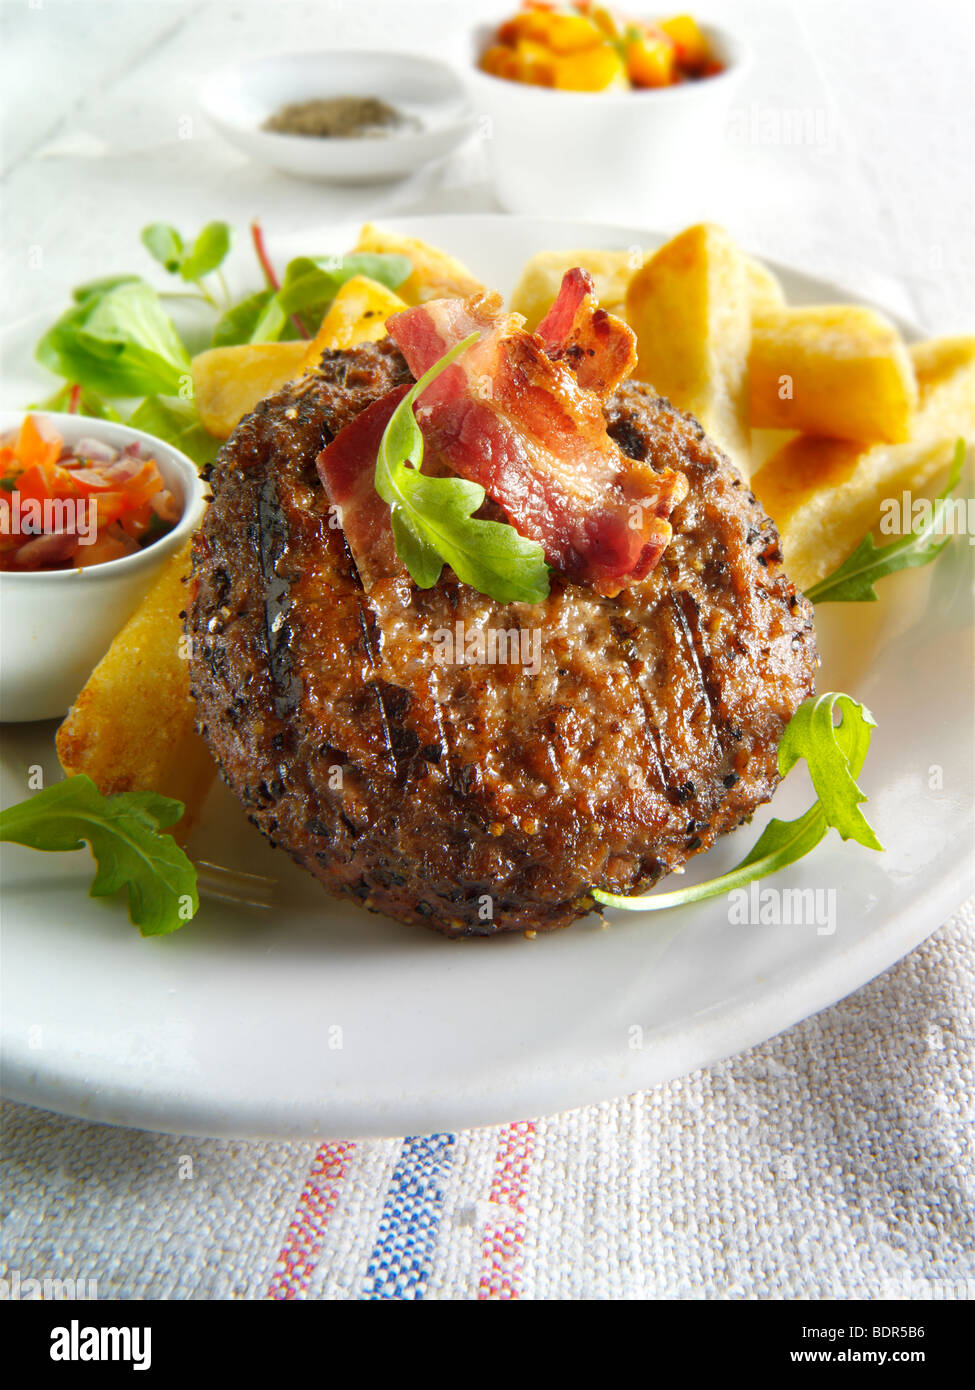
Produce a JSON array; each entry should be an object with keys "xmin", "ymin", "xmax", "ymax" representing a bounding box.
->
[{"xmin": 1, "ymin": 214, "xmax": 972, "ymax": 1139}]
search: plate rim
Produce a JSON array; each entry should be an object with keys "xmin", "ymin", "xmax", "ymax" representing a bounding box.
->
[{"xmin": 1, "ymin": 210, "xmax": 971, "ymax": 1139}]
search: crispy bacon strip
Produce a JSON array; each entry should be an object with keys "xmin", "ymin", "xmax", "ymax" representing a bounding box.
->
[
  {"xmin": 386, "ymin": 292, "xmax": 686, "ymax": 596},
  {"xmin": 316, "ymin": 385, "xmax": 408, "ymax": 590},
  {"xmin": 536, "ymin": 267, "xmax": 637, "ymax": 397}
]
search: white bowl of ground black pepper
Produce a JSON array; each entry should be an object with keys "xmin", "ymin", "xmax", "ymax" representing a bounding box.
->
[{"xmin": 199, "ymin": 50, "xmax": 478, "ymax": 184}]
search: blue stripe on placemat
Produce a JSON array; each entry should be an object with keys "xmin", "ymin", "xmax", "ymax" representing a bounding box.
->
[{"xmin": 361, "ymin": 1133, "xmax": 457, "ymax": 1300}]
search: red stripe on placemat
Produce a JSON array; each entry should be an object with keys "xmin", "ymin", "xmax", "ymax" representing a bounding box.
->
[
  {"xmin": 266, "ymin": 1141, "xmax": 355, "ymax": 1299},
  {"xmin": 477, "ymin": 1121, "xmax": 535, "ymax": 1300}
]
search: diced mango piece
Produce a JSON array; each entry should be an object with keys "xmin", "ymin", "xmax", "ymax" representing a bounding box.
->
[
  {"xmin": 191, "ymin": 342, "xmax": 308, "ymax": 439},
  {"xmin": 513, "ymin": 10, "xmax": 604, "ymax": 53},
  {"xmin": 482, "ymin": 41, "xmax": 552, "ymax": 84},
  {"xmin": 300, "ymin": 275, "xmax": 407, "ymax": 369},
  {"xmin": 551, "ymin": 43, "xmax": 627, "ymax": 90},
  {"xmin": 590, "ymin": 6, "xmax": 622, "ymax": 41},
  {"xmin": 660, "ymin": 14, "xmax": 711, "ymax": 69},
  {"xmin": 626, "ymin": 32, "xmax": 677, "ymax": 88}
]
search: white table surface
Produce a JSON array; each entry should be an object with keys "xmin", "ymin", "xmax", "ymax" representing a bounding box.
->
[
  {"xmin": 2, "ymin": 0, "xmax": 973, "ymax": 332},
  {"xmin": 1, "ymin": 0, "xmax": 973, "ymax": 1301}
]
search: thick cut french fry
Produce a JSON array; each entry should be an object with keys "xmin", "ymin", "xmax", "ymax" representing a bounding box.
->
[
  {"xmin": 56, "ymin": 540, "xmax": 214, "ymax": 843},
  {"xmin": 752, "ymin": 435, "xmax": 963, "ymax": 594},
  {"xmin": 751, "ymin": 335, "xmax": 975, "ymax": 593},
  {"xmin": 510, "ymin": 248, "xmax": 636, "ymax": 328},
  {"xmin": 353, "ymin": 223, "xmax": 484, "ymax": 305},
  {"xmin": 192, "ymin": 341, "xmax": 307, "ymax": 439},
  {"xmin": 749, "ymin": 304, "xmax": 918, "ymax": 443},
  {"xmin": 625, "ymin": 222, "xmax": 752, "ymax": 473},
  {"xmin": 910, "ymin": 335, "xmax": 975, "ymax": 433},
  {"xmin": 745, "ymin": 255, "xmax": 786, "ymax": 312},
  {"xmin": 300, "ymin": 275, "xmax": 407, "ymax": 368},
  {"xmin": 511, "ymin": 245, "xmax": 781, "ymax": 331}
]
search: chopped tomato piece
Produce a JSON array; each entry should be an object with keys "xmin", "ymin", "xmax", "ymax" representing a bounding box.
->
[
  {"xmin": 73, "ymin": 527, "xmax": 139, "ymax": 567},
  {"xmin": 15, "ymin": 414, "xmax": 61, "ymax": 470},
  {"xmin": 13, "ymin": 464, "xmax": 53, "ymax": 506},
  {"xmin": 0, "ymin": 413, "xmax": 183, "ymax": 570}
]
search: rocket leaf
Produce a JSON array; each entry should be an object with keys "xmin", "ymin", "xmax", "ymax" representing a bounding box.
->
[
  {"xmin": 0, "ymin": 776, "xmax": 198, "ymax": 936},
  {"xmin": 375, "ymin": 332, "xmax": 550, "ymax": 604}
]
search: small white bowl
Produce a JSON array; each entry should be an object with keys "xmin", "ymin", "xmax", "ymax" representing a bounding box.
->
[
  {"xmin": 0, "ymin": 412, "xmax": 206, "ymax": 723},
  {"xmin": 199, "ymin": 50, "xmax": 478, "ymax": 184},
  {"xmin": 465, "ymin": 23, "xmax": 749, "ymax": 223}
]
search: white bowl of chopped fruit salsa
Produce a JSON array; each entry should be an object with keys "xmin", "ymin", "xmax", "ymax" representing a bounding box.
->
[{"xmin": 0, "ymin": 411, "xmax": 206, "ymax": 723}]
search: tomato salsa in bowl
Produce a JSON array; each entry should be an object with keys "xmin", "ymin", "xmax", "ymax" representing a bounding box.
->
[
  {"xmin": 0, "ymin": 411, "xmax": 206, "ymax": 722},
  {"xmin": 0, "ymin": 415, "xmax": 182, "ymax": 572}
]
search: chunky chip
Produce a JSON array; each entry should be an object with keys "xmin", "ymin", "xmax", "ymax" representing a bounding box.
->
[
  {"xmin": 511, "ymin": 247, "xmax": 635, "ymax": 328},
  {"xmin": 56, "ymin": 540, "xmax": 215, "ymax": 843},
  {"xmin": 751, "ymin": 335, "xmax": 975, "ymax": 592},
  {"xmin": 299, "ymin": 275, "xmax": 407, "ymax": 367},
  {"xmin": 749, "ymin": 304, "xmax": 918, "ymax": 443},
  {"xmin": 625, "ymin": 222, "xmax": 752, "ymax": 474},
  {"xmin": 192, "ymin": 341, "xmax": 308, "ymax": 438},
  {"xmin": 353, "ymin": 223, "xmax": 484, "ymax": 305}
]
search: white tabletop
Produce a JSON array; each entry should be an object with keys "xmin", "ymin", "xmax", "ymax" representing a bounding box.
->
[{"xmin": 2, "ymin": 0, "xmax": 973, "ymax": 334}]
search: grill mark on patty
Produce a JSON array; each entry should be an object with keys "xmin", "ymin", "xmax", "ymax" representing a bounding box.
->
[
  {"xmin": 673, "ymin": 588, "xmax": 728, "ymax": 759},
  {"xmin": 427, "ymin": 669, "xmax": 454, "ymax": 787},
  {"xmin": 257, "ymin": 474, "xmax": 301, "ymax": 718},
  {"xmin": 667, "ymin": 590, "xmax": 722, "ymax": 762},
  {"xmin": 609, "ymin": 612, "xmax": 667, "ymax": 792},
  {"xmin": 353, "ymin": 584, "xmax": 399, "ymax": 778}
]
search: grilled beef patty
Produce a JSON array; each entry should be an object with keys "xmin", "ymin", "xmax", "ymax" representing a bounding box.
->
[{"xmin": 188, "ymin": 341, "xmax": 817, "ymax": 936}]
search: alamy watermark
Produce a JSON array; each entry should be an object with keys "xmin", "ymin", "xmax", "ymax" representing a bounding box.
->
[
  {"xmin": 1, "ymin": 1267, "xmax": 98, "ymax": 1299},
  {"xmin": 0, "ymin": 493, "xmax": 97, "ymax": 545},
  {"xmin": 728, "ymin": 881, "xmax": 837, "ymax": 936},
  {"xmin": 726, "ymin": 103, "xmax": 838, "ymax": 149},
  {"xmin": 879, "ymin": 489, "xmax": 975, "ymax": 545},
  {"xmin": 431, "ymin": 619, "xmax": 542, "ymax": 676}
]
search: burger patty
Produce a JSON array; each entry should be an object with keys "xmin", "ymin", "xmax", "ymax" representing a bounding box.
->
[{"xmin": 188, "ymin": 340, "xmax": 817, "ymax": 936}]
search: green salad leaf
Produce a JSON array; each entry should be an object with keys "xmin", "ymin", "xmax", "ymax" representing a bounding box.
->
[
  {"xmin": 36, "ymin": 280, "xmax": 191, "ymax": 399},
  {"xmin": 28, "ymin": 382, "xmax": 122, "ymax": 421},
  {"xmin": 30, "ymin": 224, "xmax": 412, "ymax": 442},
  {"xmin": 248, "ymin": 252, "xmax": 412, "ymax": 344},
  {"xmin": 211, "ymin": 289, "xmax": 275, "ymax": 347},
  {"xmin": 141, "ymin": 223, "xmax": 184, "ymax": 274},
  {"xmin": 0, "ymin": 776, "xmax": 198, "ymax": 935},
  {"xmin": 777, "ymin": 692, "xmax": 882, "ymax": 848},
  {"xmin": 141, "ymin": 220, "xmax": 232, "ymax": 285},
  {"xmin": 178, "ymin": 221, "xmax": 233, "ymax": 282},
  {"xmin": 73, "ymin": 274, "xmax": 143, "ymax": 304},
  {"xmin": 375, "ymin": 333, "xmax": 551, "ymax": 604},
  {"xmin": 128, "ymin": 395, "xmax": 221, "ymax": 467},
  {"xmin": 807, "ymin": 439, "xmax": 968, "ymax": 604},
  {"xmin": 593, "ymin": 693, "xmax": 882, "ymax": 913}
]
